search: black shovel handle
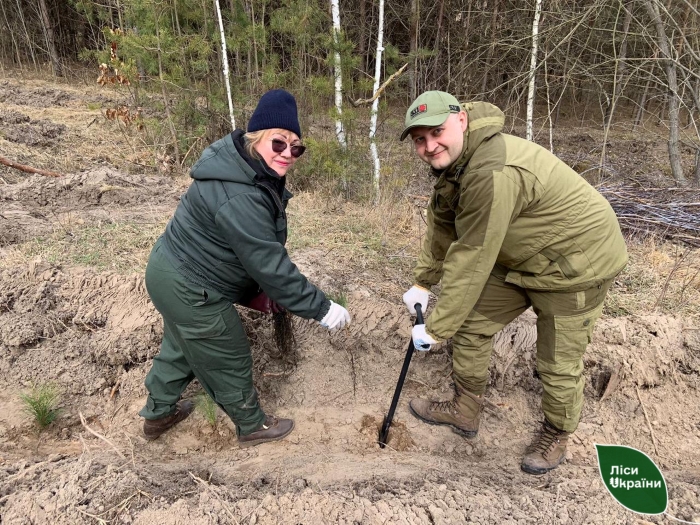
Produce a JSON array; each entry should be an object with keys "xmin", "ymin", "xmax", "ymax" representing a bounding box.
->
[{"xmin": 378, "ymin": 303, "xmax": 424, "ymax": 448}]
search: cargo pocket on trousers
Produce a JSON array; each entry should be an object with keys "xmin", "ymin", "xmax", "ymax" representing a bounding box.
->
[
  {"xmin": 214, "ymin": 389, "xmax": 260, "ymax": 423},
  {"xmin": 176, "ymin": 314, "xmax": 229, "ymax": 341},
  {"xmin": 553, "ymin": 302, "xmax": 603, "ymax": 363}
]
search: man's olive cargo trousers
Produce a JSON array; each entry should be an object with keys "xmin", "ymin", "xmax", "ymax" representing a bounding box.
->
[{"xmin": 452, "ymin": 265, "xmax": 613, "ymax": 432}]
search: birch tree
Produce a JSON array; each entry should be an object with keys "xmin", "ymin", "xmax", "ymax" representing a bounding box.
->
[
  {"xmin": 526, "ymin": 0, "xmax": 543, "ymax": 142},
  {"xmin": 369, "ymin": 0, "xmax": 385, "ymax": 204},
  {"xmin": 331, "ymin": 0, "xmax": 346, "ymax": 148},
  {"xmin": 215, "ymin": 0, "xmax": 235, "ymax": 130},
  {"xmin": 645, "ymin": 0, "xmax": 685, "ymax": 184}
]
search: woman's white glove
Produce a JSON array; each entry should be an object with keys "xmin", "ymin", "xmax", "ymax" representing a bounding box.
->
[
  {"xmin": 402, "ymin": 285, "xmax": 430, "ymax": 315},
  {"xmin": 412, "ymin": 324, "xmax": 438, "ymax": 351},
  {"xmin": 320, "ymin": 301, "xmax": 351, "ymax": 330}
]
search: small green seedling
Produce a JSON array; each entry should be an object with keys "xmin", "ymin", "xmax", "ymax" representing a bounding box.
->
[
  {"xmin": 19, "ymin": 383, "xmax": 61, "ymax": 428},
  {"xmin": 327, "ymin": 290, "xmax": 348, "ymax": 308},
  {"xmin": 195, "ymin": 392, "xmax": 218, "ymax": 427}
]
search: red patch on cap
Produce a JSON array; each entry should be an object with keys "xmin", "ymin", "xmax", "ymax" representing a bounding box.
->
[{"xmin": 410, "ymin": 104, "xmax": 428, "ymax": 119}]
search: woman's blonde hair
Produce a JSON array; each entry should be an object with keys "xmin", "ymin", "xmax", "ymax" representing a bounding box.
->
[{"xmin": 243, "ymin": 129, "xmax": 268, "ymax": 159}]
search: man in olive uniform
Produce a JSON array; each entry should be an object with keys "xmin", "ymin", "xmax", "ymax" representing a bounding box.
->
[{"xmin": 400, "ymin": 91, "xmax": 627, "ymax": 474}]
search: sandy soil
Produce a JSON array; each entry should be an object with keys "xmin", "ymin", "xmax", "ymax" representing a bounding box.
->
[{"xmin": 1, "ymin": 75, "xmax": 699, "ymax": 525}]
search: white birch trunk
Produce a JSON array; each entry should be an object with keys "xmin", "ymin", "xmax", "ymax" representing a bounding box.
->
[
  {"xmin": 215, "ymin": 0, "xmax": 236, "ymax": 130},
  {"xmin": 370, "ymin": 0, "xmax": 385, "ymax": 204},
  {"xmin": 331, "ymin": 0, "xmax": 346, "ymax": 148},
  {"xmin": 526, "ymin": 0, "xmax": 543, "ymax": 142}
]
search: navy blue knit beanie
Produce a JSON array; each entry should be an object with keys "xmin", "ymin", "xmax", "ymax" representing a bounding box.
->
[{"xmin": 247, "ymin": 89, "xmax": 302, "ymax": 138}]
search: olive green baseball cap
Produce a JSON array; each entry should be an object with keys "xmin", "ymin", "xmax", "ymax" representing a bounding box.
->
[{"xmin": 400, "ymin": 91, "xmax": 462, "ymax": 141}]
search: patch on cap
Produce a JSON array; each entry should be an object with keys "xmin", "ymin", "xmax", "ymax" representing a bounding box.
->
[
  {"xmin": 400, "ymin": 91, "xmax": 462, "ymax": 141},
  {"xmin": 410, "ymin": 104, "xmax": 428, "ymax": 119}
]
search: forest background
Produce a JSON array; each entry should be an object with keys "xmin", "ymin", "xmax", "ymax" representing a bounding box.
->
[
  {"xmin": 2, "ymin": 0, "xmax": 700, "ymax": 195},
  {"xmin": 2, "ymin": 2, "xmax": 700, "ymax": 523}
]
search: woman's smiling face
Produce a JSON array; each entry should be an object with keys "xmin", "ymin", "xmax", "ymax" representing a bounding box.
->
[{"xmin": 254, "ymin": 129, "xmax": 302, "ymax": 176}]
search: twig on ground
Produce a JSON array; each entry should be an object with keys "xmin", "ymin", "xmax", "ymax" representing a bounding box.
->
[
  {"xmin": 123, "ymin": 430, "xmax": 136, "ymax": 468},
  {"xmin": 189, "ymin": 472, "xmax": 240, "ymax": 524},
  {"xmin": 109, "ymin": 173, "xmax": 150, "ymax": 190},
  {"xmin": 76, "ymin": 508, "xmax": 108, "ymax": 524},
  {"xmin": 0, "ymin": 155, "xmax": 63, "ymax": 177},
  {"xmin": 110, "ymin": 379, "xmax": 121, "ymax": 400},
  {"xmin": 345, "ymin": 346, "xmax": 357, "ymax": 397},
  {"xmin": 79, "ymin": 411, "xmax": 126, "ymax": 459},
  {"xmin": 328, "ymin": 389, "xmax": 353, "ymax": 403},
  {"xmin": 406, "ymin": 194, "xmax": 430, "ymax": 201},
  {"xmin": 635, "ymin": 386, "xmax": 659, "ymax": 456}
]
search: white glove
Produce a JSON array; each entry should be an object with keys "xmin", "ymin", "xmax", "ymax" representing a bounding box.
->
[
  {"xmin": 402, "ymin": 285, "xmax": 430, "ymax": 315},
  {"xmin": 412, "ymin": 324, "xmax": 437, "ymax": 352},
  {"xmin": 320, "ymin": 301, "xmax": 351, "ymax": 330}
]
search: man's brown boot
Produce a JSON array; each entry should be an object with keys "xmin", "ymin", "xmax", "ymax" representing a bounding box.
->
[
  {"xmin": 409, "ymin": 387, "xmax": 483, "ymax": 438},
  {"xmin": 143, "ymin": 400, "xmax": 194, "ymax": 441},
  {"xmin": 238, "ymin": 415, "xmax": 294, "ymax": 448},
  {"xmin": 521, "ymin": 420, "xmax": 570, "ymax": 475}
]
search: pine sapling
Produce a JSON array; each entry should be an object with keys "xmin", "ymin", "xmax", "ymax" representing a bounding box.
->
[
  {"xmin": 19, "ymin": 383, "xmax": 61, "ymax": 429},
  {"xmin": 195, "ymin": 392, "xmax": 218, "ymax": 427}
]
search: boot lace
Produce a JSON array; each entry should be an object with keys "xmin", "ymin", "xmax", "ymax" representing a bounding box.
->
[
  {"xmin": 528, "ymin": 422, "xmax": 563, "ymax": 454},
  {"xmin": 430, "ymin": 399, "xmax": 457, "ymax": 414}
]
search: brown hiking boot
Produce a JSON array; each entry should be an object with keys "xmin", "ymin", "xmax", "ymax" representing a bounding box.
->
[
  {"xmin": 521, "ymin": 420, "xmax": 570, "ymax": 475},
  {"xmin": 409, "ymin": 387, "xmax": 483, "ymax": 438},
  {"xmin": 143, "ymin": 400, "xmax": 194, "ymax": 441},
  {"xmin": 238, "ymin": 416, "xmax": 294, "ymax": 448}
]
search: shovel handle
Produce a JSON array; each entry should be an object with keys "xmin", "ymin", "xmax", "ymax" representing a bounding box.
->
[
  {"xmin": 414, "ymin": 303, "xmax": 424, "ymax": 324},
  {"xmin": 378, "ymin": 304, "xmax": 424, "ymax": 448}
]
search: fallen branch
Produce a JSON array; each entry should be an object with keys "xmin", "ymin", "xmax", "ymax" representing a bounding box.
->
[
  {"xmin": 348, "ymin": 63, "xmax": 408, "ymax": 107},
  {"xmin": 635, "ymin": 386, "xmax": 659, "ymax": 456},
  {"xmin": 599, "ymin": 184, "xmax": 700, "ymax": 247},
  {"xmin": 0, "ymin": 155, "xmax": 62, "ymax": 177},
  {"xmin": 79, "ymin": 411, "xmax": 126, "ymax": 459},
  {"xmin": 189, "ymin": 472, "xmax": 240, "ymax": 524}
]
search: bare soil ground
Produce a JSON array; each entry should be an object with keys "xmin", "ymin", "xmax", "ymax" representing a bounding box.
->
[{"xmin": 1, "ymin": 74, "xmax": 699, "ymax": 525}]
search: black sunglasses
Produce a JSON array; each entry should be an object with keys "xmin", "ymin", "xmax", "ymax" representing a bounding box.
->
[{"xmin": 271, "ymin": 138, "xmax": 306, "ymax": 158}]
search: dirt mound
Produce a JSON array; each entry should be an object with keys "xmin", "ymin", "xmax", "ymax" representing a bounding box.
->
[
  {"xmin": 0, "ymin": 168, "xmax": 181, "ymax": 247},
  {"xmin": 1, "ymin": 255, "xmax": 699, "ymax": 525},
  {"xmin": 0, "ymin": 80, "xmax": 76, "ymax": 107},
  {"xmin": 0, "ymin": 168, "xmax": 178, "ymax": 209},
  {"xmin": 0, "ymin": 106, "xmax": 67, "ymax": 148}
]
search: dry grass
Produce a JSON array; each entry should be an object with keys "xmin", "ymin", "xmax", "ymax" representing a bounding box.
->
[
  {"xmin": 286, "ymin": 192, "xmax": 420, "ymax": 277},
  {"xmin": 606, "ymin": 235, "xmax": 700, "ymax": 319},
  {"xmin": 0, "ymin": 74, "xmax": 162, "ymax": 179},
  {"xmin": 0, "ymin": 219, "xmax": 166, "ymax": 274}
]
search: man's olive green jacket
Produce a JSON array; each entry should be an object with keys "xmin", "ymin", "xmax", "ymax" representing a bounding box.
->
[{"xmin": 415, "ymin": 102, "xmax": 628, "ymax": 341}]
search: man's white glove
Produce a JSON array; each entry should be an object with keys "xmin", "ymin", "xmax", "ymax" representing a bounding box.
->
[
  {"xmin": 402, "ymin": 285, "xmax": 430, "ymax": 315},
  {"xmin": 412, "ymin": 324, "xmax": 437, "ymax": 352},
  {"xmin": 320, "ymin": 301, "xmax": 351, "ymax": 330}
]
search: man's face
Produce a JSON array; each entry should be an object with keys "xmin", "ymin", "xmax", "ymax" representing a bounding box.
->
[{"xmin": 409, "ymin": 112, "xmax": 468, "ymax": 170}]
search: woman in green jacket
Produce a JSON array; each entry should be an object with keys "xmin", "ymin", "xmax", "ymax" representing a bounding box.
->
[{"xmin": 139, "ymin": 89, "xmax": 350, "ymax": 447}]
